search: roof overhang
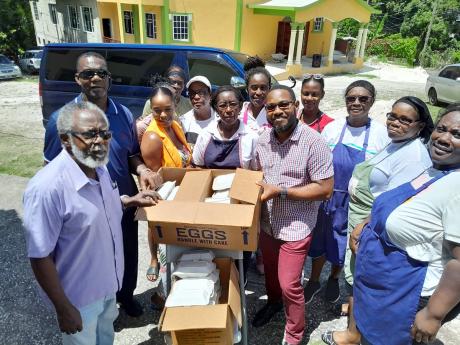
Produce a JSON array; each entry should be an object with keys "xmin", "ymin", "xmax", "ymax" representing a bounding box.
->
[{"xmin": 247, "ymin": 0, "xmax": 381, "ymax": 16}]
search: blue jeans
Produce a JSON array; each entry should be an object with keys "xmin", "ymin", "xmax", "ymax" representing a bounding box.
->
[{"xmin": 62, "ymin": 295, "xmax": 118, "ymax": 345}]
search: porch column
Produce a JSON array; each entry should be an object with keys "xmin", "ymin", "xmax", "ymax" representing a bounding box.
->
[
  {"xmin": 327, "ymin": 22, "xmax": 338, "ymax": 66},
  {"xmin": 359, "ymin": 24, "xmax": 369, "ymax": 58},
  {"xmin": 138, "ymin": 3, "xmax": 145, "ymax": 43},
  {"xmin": 117, "ymin": 2, "xmax": 125, "ymax": 43},
  {"xmin": 354, "ymin": 24, "xmax": 364, "ymax": 60},
  {"xmin": 295, "ymin": 23, "xmax": 305, "ymax": 65},
  {"xmin": 286, "ymin": 23, "xmax": 298, "ymax": 65}
]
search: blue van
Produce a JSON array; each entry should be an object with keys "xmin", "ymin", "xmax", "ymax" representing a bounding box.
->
[{"xmin": 39, "ymin": 43, "xmax": 258, "ymax": 127}]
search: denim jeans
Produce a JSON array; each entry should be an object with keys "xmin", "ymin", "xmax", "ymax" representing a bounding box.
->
[{"xmin": 62, "ymin": 295, "xmax": 118, "ymax": 345}]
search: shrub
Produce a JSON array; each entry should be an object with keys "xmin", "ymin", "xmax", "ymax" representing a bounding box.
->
[{"xmin": 366, "ymin": 34, "xmax": 419, "ymax": 66}]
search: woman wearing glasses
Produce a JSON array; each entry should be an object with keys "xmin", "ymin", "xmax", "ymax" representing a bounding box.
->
[
  {"xmin": 140, "ymin": 79, "xmax": 192, "ymax": 308},
  {"xmin": 305, "ymin": 80, "xmax": 389, "ymax": 305},
  {"xmin": 343, "ymin": 105, "xmax": 460, "ymax": 345},
  {"xmin": 297, "ymin": 74, "xmax": 334, "ymax": 132},
  {"xmin": 240, "ymin": 56, "xmax": 272, "ymax": 134},
  {"xmin": 322, "ymin": 96, "xmax": 434, "ymax": 345}
]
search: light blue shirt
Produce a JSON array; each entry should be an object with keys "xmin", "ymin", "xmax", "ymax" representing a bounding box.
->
[{"xmin": 23, "ymin": 150, "xmax": 124, "ymax": 308}]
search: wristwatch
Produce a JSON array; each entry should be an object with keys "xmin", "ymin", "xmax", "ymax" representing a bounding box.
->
[{"xmin": 279, "ymin": 187, "xmax": 288, "ymax": 200}]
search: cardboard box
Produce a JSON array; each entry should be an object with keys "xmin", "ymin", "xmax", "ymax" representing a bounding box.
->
[
  {"xmin": 159, "ymin": 258, "xmax": 242, "ymax": 345},
  {"xmin": 136, "ymin": 167, "xmax": 263, "ymax": 251}
]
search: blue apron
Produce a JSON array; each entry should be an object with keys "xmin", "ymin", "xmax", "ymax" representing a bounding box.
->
[
  {"xmin": 309, "ymin": 119, "xmax": 370, "ymax": 266},
  {"xmin": 354, "ymin": 172, "xmax": 448, "ymax": 345},
  {"xmin": 203, "ymin": 137, "xmax": 241, "ymax": 169}
]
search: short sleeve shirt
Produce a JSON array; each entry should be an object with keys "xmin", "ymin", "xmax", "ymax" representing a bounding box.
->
[
  {"xmin": 180, "ymin": 109, "xmax": 217, "ymax": 147},
  {"xmin": 255, "ymin": 122, "xmax": 334, "ymax": 241},
  {"xmin": 43, "ymin": 96, "xmax": 140, "ymax": 196},
  {"xmin": 23, "ymin": 150, "xmax": 124, "ymax": 308}
]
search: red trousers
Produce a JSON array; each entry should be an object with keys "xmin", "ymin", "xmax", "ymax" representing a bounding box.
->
[{"xmin": 260, "ymin": 230, "xmax": 312, "ymax": 345}]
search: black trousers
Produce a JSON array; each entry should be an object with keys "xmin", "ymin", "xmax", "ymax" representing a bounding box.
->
[{"xmin": 116, "ymin": 207, "xmax": 138, "ymax": 303}]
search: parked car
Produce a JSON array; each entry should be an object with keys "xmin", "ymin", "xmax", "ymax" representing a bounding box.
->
[
  {"xmin": 19, "ymin": 49, "xmax": 42, "ymax": 73},
  {"xmin": 425, "ymin": 64, "xmax": 460, "ymax": 105},
  {"xmin": 40, "ymin": 43, "xmax": 277, "ymax": 127},
  {"xmin": 0, "ymin": 54, "xmax": 22, "ymax": 80}
]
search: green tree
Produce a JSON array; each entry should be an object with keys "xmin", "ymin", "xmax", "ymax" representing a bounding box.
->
[{"xmin": 0, "ymin": 0, "xmax": 35, "ymax": 60}]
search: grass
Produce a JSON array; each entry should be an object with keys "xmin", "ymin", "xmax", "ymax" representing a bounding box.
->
[
  {"xmin": 426, "ymin": 103, "xmax": 445, "ymax": 121},
  {"xmin": 0, "ymin": 132, "xmax": 43, "ymax": 178}
]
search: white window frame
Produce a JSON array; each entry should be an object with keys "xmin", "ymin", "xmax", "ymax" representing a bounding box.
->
[
  {"xmin": 67, "ymin": 5, "xmax": 80, "ymax": 30},
  {"xmin": 172, "ymin": 14, "xmax": 190, "ymax": 42},
  {"xmin": 32, "ymin": 1, "xmax": 39, "ymax": 20},
  {"xmin": 123, "ymin": 11, "xmax": 134, "ymax": 35},
  {"xmin": 313, "ymin": 17, "xmax": 324, "ymax": 32},
  {"xmin": 80, "ymin": 6, "xmax": 94, "ymax": 33},
  {"xmin": 145, "ymin": 13, "xmax": 157, "ymax": 39},
  {"xmin": 49, "ymin": 4, "xmax": 57, "ymax": 25}
]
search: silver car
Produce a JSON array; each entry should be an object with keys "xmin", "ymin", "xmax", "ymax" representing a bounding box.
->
[
  {"xmin": 18, "ymin": 49, "xmax": 42, "ymax": 73},
  {"xmin": 0, "ymin": 54, "xmax": 22, "ymax": 80},
  {"xmin": 426, "ymin": 64, "xmax": 460, "ymax": 105}
]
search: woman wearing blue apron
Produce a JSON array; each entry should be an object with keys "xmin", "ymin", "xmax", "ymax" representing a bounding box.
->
[
  {"xmin": 192, "ymin": 85, "xmax": 259, "ymax": 279},
  {"xmin": 353, "ymin": 107, "xmax": 460, "ymax": 345},
  {"xmin": 305, "ymin": 80, "xmax": 389, "ymax": 304}
]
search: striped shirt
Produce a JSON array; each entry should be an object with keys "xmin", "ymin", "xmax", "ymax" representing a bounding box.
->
[{"xmin": 255, "ymin": 122, "xmax": 334, "ymax": 241}]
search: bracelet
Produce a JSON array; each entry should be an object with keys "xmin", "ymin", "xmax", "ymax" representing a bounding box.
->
[{"xmin": 139, "ymin": 167, "xmax": 153, "ymax": 175}]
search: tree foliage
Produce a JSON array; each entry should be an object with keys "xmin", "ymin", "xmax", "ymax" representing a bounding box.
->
[
  {"xmin": 0, "ymin": 0, "xmax": 35, "ymax": 60},
  {"xmin": 366, "ymin": 0, "xmax": 459, "ymax": 66}
]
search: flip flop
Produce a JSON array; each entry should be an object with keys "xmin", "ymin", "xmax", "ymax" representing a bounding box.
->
[
  {"xmin": 321, "ymin": 331, "xmax": 338, "ymax": 345},
  {"xmin": 146, "ymin": 264, "xmax": 159, "ymax": 282}
]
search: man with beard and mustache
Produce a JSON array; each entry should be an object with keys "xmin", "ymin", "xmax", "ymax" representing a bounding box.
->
[
  {"xmin": 252, "ymin": 85, "xmax": 334, "ymax": 345},
  {"xmin": 44, "ymin": 52, "xmax": 161, "ymax": 317},
  {"xmin": 24, "ymin": 102, "xmax": 161, "ymax": 344}
]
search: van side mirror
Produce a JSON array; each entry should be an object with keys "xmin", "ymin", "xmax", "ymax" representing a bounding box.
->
[{"xmin": 230, "ymin": 76, "xmax": 246, "ymax": 89}]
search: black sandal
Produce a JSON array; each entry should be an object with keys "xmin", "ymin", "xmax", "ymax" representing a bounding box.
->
[{"xmin": 321, "ymin": 331, "xmax": 338, "ymax": 345}]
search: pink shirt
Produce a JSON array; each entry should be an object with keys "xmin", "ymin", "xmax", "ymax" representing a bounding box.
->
[{"xmin": 255, "ymin": 122, "xmax": 334, "ymax": 241}]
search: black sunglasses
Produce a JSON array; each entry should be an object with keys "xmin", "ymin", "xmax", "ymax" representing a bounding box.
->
[
  {"xmin": 77, "ymin": 69, "xmax": 111, "ymax": 80},
  {"xmin": 345, "ymin": 96, "xmax": 372, "ymax": 104},
  {"xmin": 265, "ymin": 101, "xmax": 295, "ymax": 112},
  {"xmin": 69, "ymin": 130, "xmax": 112, "ymax": 141}
]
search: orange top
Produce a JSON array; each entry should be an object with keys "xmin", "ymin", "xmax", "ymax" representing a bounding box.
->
[{"xmin": 145, "ymin": 118, "xmax": 191, "ymax": 168}]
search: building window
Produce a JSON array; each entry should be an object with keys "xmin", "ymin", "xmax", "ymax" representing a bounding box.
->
[
  {"xmin": 68, "ymin": 5, "xmax": 79, "ymax": 29},
  {"xmin": 145, "ymin": 13, "xmax": 157, "ymax": 39},
  {"xmin": 172, "ymin": 14, "xmax": 190, "ymax": 41},
  {"xmin": 32, "ymin": 1, "xmax": 39, "ymax": 20},
  {"xmin": 124, "ymin": 11, "xmax": 134, "ymax": 34},
  {"xmin": 313, "ymin": 17, "xmax": 324, "ymax": 32},
  {"xmin": 49, "ymin": 4, "xmax": 57, "ymax": 24},
  {"xmin": 81, "ymin": 7, "xmax": 94, "ymax": 32}
]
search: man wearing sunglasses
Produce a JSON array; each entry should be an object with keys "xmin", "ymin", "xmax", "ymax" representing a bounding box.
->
[
  {"xmin": 43, "ymin": 52, "xmax": 162, "ymax": 317},
  {"xmin": 24, "ymin": 102, "xmax": 161, "ymax": 344},
  {"xmin": 252, "ymin": 85, "xmax": 334, "ymax": 345}
]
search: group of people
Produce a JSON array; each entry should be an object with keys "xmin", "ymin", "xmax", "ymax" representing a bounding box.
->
[{"xmin": 22, "ymin": 50, "xmax": 460, "ymax": 345}]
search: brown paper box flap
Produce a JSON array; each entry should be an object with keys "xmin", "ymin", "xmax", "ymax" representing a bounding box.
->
[
  {"xmin": 174, "ymin": 170, "xmax": 212, "ymax": 202},
  {"xmin": 228, "ymin": 261, "xmax": 242, "ymax": 326},
  {"xmin": 161, "ymin": 304, "xmax": 229, "ymax": 331},
  {"xmin": 229, "ymin": 168, "xmax": 263, "ymax": 205},
  {"xmin": 194, "ymin": 203, "xmax": 255, "ymax": 227},
  {"xmin": 139, "ymin": 201, "xmax": 198, "ymax": 223}
]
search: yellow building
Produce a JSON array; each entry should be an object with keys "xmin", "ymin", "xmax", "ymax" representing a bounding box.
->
[{"xmin": 96, "ymin": 0, "xmax": 379, "ymax": 78}]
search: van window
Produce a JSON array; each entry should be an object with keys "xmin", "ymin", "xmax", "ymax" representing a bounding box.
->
[
  {"xmin": 45, "ymin": 48, "xmax": 106, "ymax": 81},
  {"xmin": 188, "ymin": 54, "xmax": 235, "ymax": 86},
  {"xmin": 106, "ymin": 50, "xmax": 175, "ymax": 86}
]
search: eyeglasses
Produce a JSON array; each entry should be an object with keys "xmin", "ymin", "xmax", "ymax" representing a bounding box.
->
[
  {"xmin": 386, "ymin": 113, "xmax": 419, "ymax": 126},
  {"xmin": 68, "ymin": 130, "xmax": 112, "ymax": 142},
  {"xmin": 216, "ymin": 101, "xmax": 240, "ymax": 111},
  {"xmin": 265, "ymin": 101, "xmax": 295, "ymax": 112},
  {"xmin": 188, "ymin": 89, "xmax": 209, "ymax": 98},
  {"xmin": 345, "ymin": 96, "xmax": 372, "ymax": 104},
  {"xmin": 77, "ymin": 69, "xmax": 111, "ymax": 80},
  {"xmin": 303, "ymin": 73, "xmax": 324, "ymax": 80}
]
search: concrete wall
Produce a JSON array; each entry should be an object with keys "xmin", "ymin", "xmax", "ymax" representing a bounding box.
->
[
  {"xmin": 97, "ymin": 2, "xmax": 121, "ymax": 42},
  {"xmin": 168, "ymin": 0, "xmax": 237, "ymax": 48},
  {"xmin": 30, "ymin": 0, "xmax": 62, "ymax": 45},
  {"xmin": 56, "ymin": 0, "xmax": 102, "ymax": 43}
]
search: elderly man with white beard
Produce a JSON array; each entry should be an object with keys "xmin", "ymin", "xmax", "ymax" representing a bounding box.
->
[{"xmin": 23, "ymin": 102, "xmax": 161, "ymax": 345}]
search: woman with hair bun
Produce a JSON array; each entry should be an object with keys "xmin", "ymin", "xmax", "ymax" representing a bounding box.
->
[{"xmin": 241, "ymin": 56, "xmax": 272, "ymax": 134}]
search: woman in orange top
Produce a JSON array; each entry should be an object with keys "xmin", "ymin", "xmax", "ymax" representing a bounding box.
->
[{"xmin": 141, "ymin": 79, "xmax": 191, "ymax": 306}]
